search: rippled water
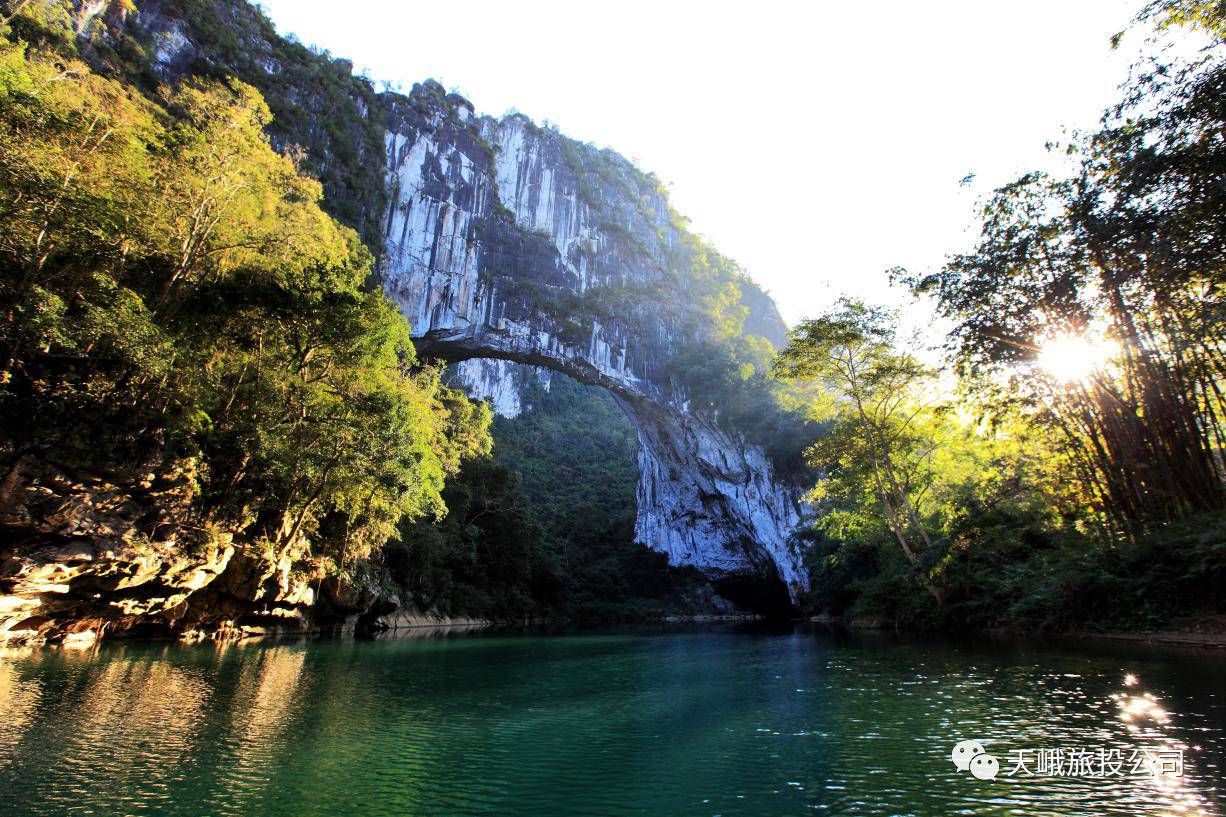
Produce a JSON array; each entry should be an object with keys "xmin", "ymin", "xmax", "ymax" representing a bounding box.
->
[{"xmin": 1, "ymin": 625, "xmax": 1223, "ymax": 816}]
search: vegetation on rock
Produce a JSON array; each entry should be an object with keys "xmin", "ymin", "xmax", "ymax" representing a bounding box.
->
[
  {"xmin": 389, "ymin": 372, "xmax": 713, "ymax": 621},
  {"xmin": 0, "ymin": 4, "xmax": 490, "ymax": 602}
]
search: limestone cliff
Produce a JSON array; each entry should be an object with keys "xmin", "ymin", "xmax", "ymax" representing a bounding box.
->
[
  {"xmin": 0, "ymin": 0, "xmax": 811, "ymax": 644},
  {"xmin": 377, "ymin": 95, "xmax": 807, "ymax": 605}
]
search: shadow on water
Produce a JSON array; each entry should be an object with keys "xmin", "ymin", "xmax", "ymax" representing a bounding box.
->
[{"xmin": 1, "ymin": 622, "xmax": 1223, "ymax": 816}]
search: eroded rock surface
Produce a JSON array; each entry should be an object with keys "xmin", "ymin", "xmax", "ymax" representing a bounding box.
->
[
  {"xmin": 0, "ymin": 456, "xmax": 396, "ymax": 645},
  {"xmin": 2, "ymin": 2, "xmax": 812, "ymax": 644},
  {"xmin": 379, "ymin": 99, "xmax": 808, "ymax": 604}
]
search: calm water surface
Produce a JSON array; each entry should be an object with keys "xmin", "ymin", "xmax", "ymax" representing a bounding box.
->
[{"xmin": 1, "ymin": 624, "xmax": 1223, "ymax": 816}]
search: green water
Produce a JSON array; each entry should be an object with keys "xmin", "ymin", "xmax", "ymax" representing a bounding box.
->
[{"xmin": 1, "ymin": 625, "xmax": 1223, "ymax": 816}]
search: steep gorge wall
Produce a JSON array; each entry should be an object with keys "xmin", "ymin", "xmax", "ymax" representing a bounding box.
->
[
  {"xmin": 16, "ymin": 0, "xmax": 809, "ymax": 619},
  {"xmin": 376, "ymin": 91, "xmax": 807, "ymax": 602}
]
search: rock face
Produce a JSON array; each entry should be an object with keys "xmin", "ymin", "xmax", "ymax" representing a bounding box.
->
[
  {"xmin": 0, "ymin": 452, "xmax": 447, "ymax": 644},
  {"xmin": 0, "ymin": 457, "xmax": 253, "ymax": 642},
  {"xmin": 448, "ymin": 359, "xmax": 552, "ymax": 419},
  {"xmin": 25, "ymin": 1, "xmax": 810, "ymax": 626},
  {"xmin": 626, "ymin": 400, "xmax": 803, "ymax": 614},
  {"xmin": 378, "ymin": 94, "xmax": 807, "ymax": 606}
]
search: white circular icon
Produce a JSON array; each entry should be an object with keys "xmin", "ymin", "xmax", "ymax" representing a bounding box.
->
[
  {"xmin": 951, "ymin": 740, "xmax": 985, "ymax": 771},
  {"xmin": 970, "ymin": 753, "xmax": 1000, "ymax": 780}
]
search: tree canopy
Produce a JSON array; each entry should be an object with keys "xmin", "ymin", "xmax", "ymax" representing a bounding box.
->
[{"xmin": 0, "ymin": 7, "xmax": 490, "ymax": 579}]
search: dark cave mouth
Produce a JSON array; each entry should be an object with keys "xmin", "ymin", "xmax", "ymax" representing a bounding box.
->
[{"xmin": 712, "ymin": 573, "xmax": 798, "ymax": 619}]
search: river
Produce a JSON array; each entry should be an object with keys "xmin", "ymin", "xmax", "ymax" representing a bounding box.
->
[{"xmin": 1, "ymin": 624, "xmax": 1223, "ymax": 816}]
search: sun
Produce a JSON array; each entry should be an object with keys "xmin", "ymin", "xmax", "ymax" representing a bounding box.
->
[{"xmin": 1037, "ymin": 332, "xmax": 1117, "ymax": 383}]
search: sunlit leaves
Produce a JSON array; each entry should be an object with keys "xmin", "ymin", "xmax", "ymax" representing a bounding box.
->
[
  {"xmin": 899, "ymin": 11, "xmax": 1226, "ymax": 527},
  {"xmin": 0, "ymin": 25, "xmax": 492, "ymax": 573}
]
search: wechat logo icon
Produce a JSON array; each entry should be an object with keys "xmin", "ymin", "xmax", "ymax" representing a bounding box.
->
[{"xmin": 951, "ymin": 740, "xmax": 999, "ymax": 780}]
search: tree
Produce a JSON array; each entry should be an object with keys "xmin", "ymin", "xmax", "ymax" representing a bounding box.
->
[
  {"xmin": 776, "ymin": 299, "xmax": 948, "ymax": 605},
  {"xmin": 1137, "ymin": 0, "xmax": 1226, "ymax": 39},
  {"xmin": 0, "ymin": 15, "xmax": 492, "ymax": 582},
  {"xmin": 901, "ymin": 5, "xmax": 1226, "ymax": 529}
]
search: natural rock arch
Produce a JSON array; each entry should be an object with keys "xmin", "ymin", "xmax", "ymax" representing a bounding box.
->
[
  {"xmin": 379, "ymin": 90, "xmax": 807, "ymax": 609},
  {"xmin": 0, "ymin": 6, "xmax": 808, "ymax": 645},
  {"xmin": 83, "ymin": 1, "xmax": 810, "ymax": 610}
]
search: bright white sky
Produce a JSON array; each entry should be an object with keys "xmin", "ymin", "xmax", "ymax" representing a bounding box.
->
[{"xmin": 257, "ymin": 0, "xmax": 1150, "ymax": 327}]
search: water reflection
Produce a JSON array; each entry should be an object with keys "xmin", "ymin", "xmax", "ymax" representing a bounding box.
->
[
  {"xmin": 0, "ymin": 661, "xmax": 40, "ymax": 766},
  {"xmin": 0, "ymin": 627, "xmax": 1222, "ymax": 817},
  {"xmin": 1107, "ymin": 673, "xmax": 1213, "ymax": 817}
]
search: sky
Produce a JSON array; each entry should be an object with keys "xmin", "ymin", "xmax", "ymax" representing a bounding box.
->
[{"xmin": 256, "ymin": 0, "xmax": 1151, "ymax": 327}]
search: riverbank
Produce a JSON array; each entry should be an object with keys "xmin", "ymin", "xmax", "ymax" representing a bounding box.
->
[
  {"xmin": 808, "ymin": 613, "xmax": 1226, "ymax": 649},
  {"xmin": 1057, "ymin": 614, "xmax": 1226, "ymax": 649}
]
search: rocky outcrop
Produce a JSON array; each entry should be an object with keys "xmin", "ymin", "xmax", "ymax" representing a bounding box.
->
[
  {"xmin": 0, "ymin": 455, "xmax": 382, "ymax": 644},
  {"xmin": 378, "ymin": 94, "xmax": 808, "ymax": 607},
  {"xmin": 624, "ymin": 400, "xmax": 804, "ymax": 613},
  {"xmin": 448, "ymin": 359, "xmax": 552, "ymax": 419},
  {"xmin": 0, "ymin": 455, "xmax": 229, "ymax": 644},
  {"xmin": 30, "ymin": 1, "xmax": 811, "ymax": 625},
  {"xmin": 0, "ymin": 451, "xmax": 518, "ymax": 645}
]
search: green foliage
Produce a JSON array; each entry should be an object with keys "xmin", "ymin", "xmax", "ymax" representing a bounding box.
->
[
  {"xmin": 901, "ymin": 0, "xmax": 1226, "ymax": 530},
  {"xmin": 783, "ymin": 299, "xmax": 1220, "ymax": 632},
  {"xmin": 937, "ymin": 509, "xmax": 1226, "ymax": 631},
  {"xmin": 2, "ymin": 1, "xmax": 76, "ymax": 48},
  {"xmin": 493, "ymin": 373, "xmax": 712, "ymax": 619},
  {"xmin": 551, "ymin": 125, "xmax": 658, "ymax": 217},
  {"xmin": 662, "ymin": 233, "xmax": 818, "ymax": 473},
  {"xmin": 42, "ymin": 0, "xmax": 393, "ymax": 246},
  {"xmin": 385, "ymin": 455, "xmax": 561, "ymax": 620},
  {"xmin": 0, "ymin": 27, "xmax": 489, "ymax": 573},
  {"xmin": 801, "ymin": 6, "xmax": 1226, "ymax": 631},
  {"xmin": 179, "ymin": 0, "xmax": 390, "ymax": 244},
  {"xmin": 1138, "ymin": 0, "xmax": 1226, "ymax": 39},
  {"xmin": 782, "ymin": 300, "xmax": 1143, "ymax": 630},
  {"xmin": 778, "ymin": 299, "xmax": 1055, "ymax": 610}
]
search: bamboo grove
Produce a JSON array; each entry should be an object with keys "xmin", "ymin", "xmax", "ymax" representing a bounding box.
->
[
  {"xmin": 909, "ymin": 0, "xmax": 1226, "ymax": 532},
  {"xmin": 778, "ymin": 1, "xmax": 1226, "ymax": 627}
]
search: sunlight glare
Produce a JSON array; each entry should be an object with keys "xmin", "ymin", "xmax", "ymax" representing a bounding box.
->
[{"xmin": 1038, "ymin": 333, "xmax": 1118, "ymax": 383}]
